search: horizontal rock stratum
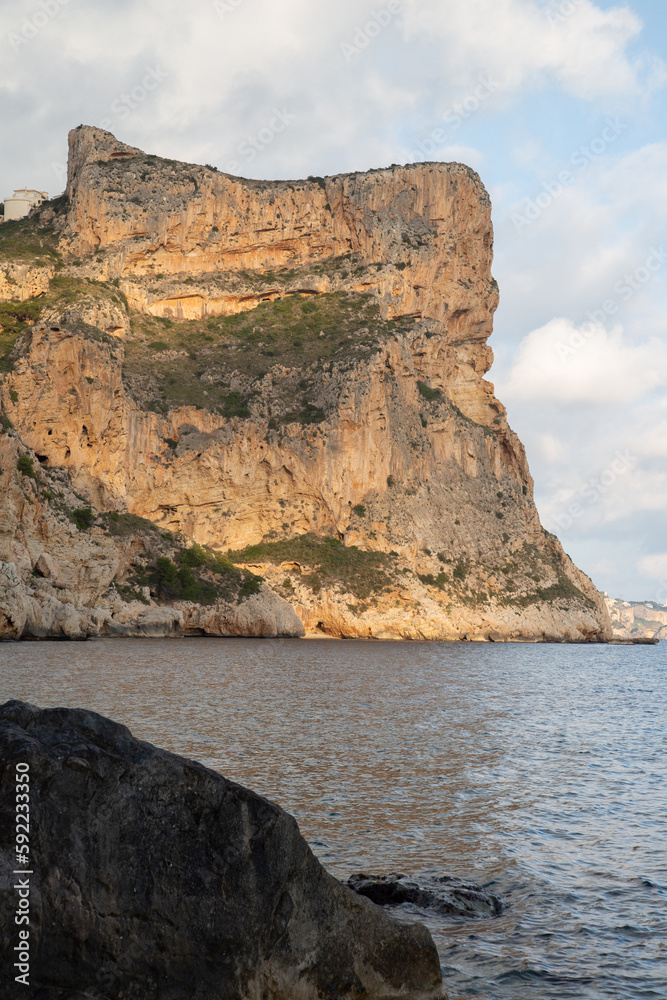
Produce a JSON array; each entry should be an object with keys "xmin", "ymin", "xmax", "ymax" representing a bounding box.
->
[
  {"xmin": 0, "ymin": 126, "xmax": 612, "ymax": 641},
  {"xmin": 0, "ymin": 700, "xmax": 444, "ymax": 999}
]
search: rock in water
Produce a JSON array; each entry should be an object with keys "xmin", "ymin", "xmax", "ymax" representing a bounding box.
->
[
  {"xmin": 0, "ymin": 701, "xmax": 444, "ymax": 1000},
  {"xmin": 348, "ymin": 873, "xmax": 502, "ymax": 919}
]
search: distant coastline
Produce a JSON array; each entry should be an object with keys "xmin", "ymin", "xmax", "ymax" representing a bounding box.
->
[{"xmin": 604, "ymin": 596, "xmax": 667, "ymax": 642}]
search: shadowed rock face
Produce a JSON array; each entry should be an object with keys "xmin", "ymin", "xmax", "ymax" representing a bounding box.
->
[
  {"xmin": 0, "ymin": 701, "xmax": 444, "ymax": 1000},
  {"xmin": 348, "ymin": 873, "xmax": 502, "ymax": 919}
]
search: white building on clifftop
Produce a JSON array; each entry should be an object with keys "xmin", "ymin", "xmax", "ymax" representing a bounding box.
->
[{"xmin": 2, "ymin": 188, "xmax": 48, "ymax": 222}]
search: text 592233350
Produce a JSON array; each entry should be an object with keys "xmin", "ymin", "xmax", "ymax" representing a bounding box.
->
[{"xmin": 14, "ymin": 763, "xmax": 31, "ymax": 986}]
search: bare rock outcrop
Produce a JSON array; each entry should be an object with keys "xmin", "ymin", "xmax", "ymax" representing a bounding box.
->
[
  {"xmin": 0, "ymin": 701, "xmax": 444, "ymax": 1000},
  {"xmin": 178, "ymin": 586, "xmax": 306, "ymax": 637},
  {"xmin": 0, "ymin": 261, "xmax": 54, "ymax": 303},
  {"xmin": 43, "ymin": 294, "xmax": 130, "ymax": 338},
  {"xmin": 0, "ymin": 561, "xmax": 30, "ymax": 638},
  {"xmin": 348, "ymin": 872, "xmax": 502, "ymax": 920}
]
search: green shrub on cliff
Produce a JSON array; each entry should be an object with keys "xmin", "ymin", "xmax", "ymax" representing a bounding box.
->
[
  {"xmin": 0, "ymin": 300, "xmax": 42, "ymax": 370},
  {"xmin": 17, "ymin": 453, "xmax": 36, "ymax": 478},
  {"xmin": 155, "ymin": 556, "xmax": 214, "ymax": 603},
  {"xmin": 179, "ymin": 542, "xmax": 207, "ymax": 567},
  {"xmin": 144, "ymin": 545, "xmax": 263, "ymax": 606},
  {"xmin": 453, "ymin": 561, "xmax": 467, "ymax": 580},
  {"xmin": 418, "ymin": 571, "xmax": 449, "ymax": 590},
  {"xmin": 220, "ymin": 392, "xmax": 250, "ymax": 418},
  {"xmin": 70, "ymin": 507, "xmax": 95, "ymax": 530},
  {"xmin": 417, "ymin": 381, "xmax": 442, "ymax": 402},
  {"xmin": 102, "ymin": 512, "xmax": 162, "ymax": 536},
  {"xmin": 0, "ymin": 299, "xmax": 42, "ymax": 335},
  {"xmin": 238, "ymin": 575, "xmax": 262, "ymax": 599},
  {"xmin": 283, "ymin": 401, "xmax": 325, "ymax": 425}
]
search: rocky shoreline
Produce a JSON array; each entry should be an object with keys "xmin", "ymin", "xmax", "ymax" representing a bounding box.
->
[
  {"xmin": 0, "ymin": 425, "xmax": 615, "ymax": 644},
  {"xmin": 0, "ymin": 424, "xmax": 652, "ymax": 642}
]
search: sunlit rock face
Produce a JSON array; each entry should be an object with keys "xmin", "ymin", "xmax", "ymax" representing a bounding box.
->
[{"xmin": 0, "ymin": 126, "xmax": 612, "ymax": 642}]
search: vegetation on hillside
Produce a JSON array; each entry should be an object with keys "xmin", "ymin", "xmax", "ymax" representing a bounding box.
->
[
  {"xmin": 0, "ymin": 274, "xmax": 128, "ymax": 369},
  {"xmin": 123, "ymin": 290, "xmax": 417, "ymax": 414},
  {"xmin": 0, "ymin": 300, "xmax": 43, "ymax": 370},
  {"xmin": 102, "ymin": 511, "xmax": 164, "ymax": 537},
  {"xmin": 228, "ymin": 533, "xmax": 399, "ymax": 600},
  {"xmin": 493, "ymin": 542, "xmax": 590, "ymax": 610},
  {"xmin": 116, "ymin": 538, "xmax": 263, "ymax": 606},
  {"xmin": 0, "ymin": 196, "xmax": 67, "ymax": 263}
]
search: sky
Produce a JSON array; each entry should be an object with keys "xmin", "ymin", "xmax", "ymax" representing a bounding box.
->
[{"xmin": 1, "ymin": 0, "xmax": 665, "ymax": 602}]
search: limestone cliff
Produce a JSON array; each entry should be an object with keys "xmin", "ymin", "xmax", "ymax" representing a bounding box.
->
[
  {"xmin": 605, "ymin": 597, "xmax": 667, "ymax": 641},
  {"xmin": 0, "ymin": 126, "xmax": 612, "ymax": 641},
  {"xmin": 0, "ymin": 430, "xmax": 303, "ymax": 639}
]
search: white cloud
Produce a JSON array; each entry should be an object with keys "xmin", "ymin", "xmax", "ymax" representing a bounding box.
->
[
  {"xmin": 500, "ymin": 319, "xmax": 667, "ymax": 403},
  {"xmin": 402, "ymin": 0, "xmax": 651, "ymax": 101},
  {"xmin": 629, "ymin": 419, "xmax": 667, "ymax": 458},
  {"xmin": 538, "ymin": 433, "xmax": 567, "ymax": 462},
  {"xmin": 637, "ymin": 554, "xmax": 667, "ymax": 581},
  {"xmin": 491, "ymin": 143, "xmax": 667, "ymax": 372},
  {"xmin": 596, "ymin": 141, "xmax": 667, "ymax": 220}
]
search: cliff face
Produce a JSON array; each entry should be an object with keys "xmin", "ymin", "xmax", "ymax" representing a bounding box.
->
[
  {"xmin": 0, "ymin": 428, "xmax": 303, "ymax": 640},
  {"xmin": 0, "ymin": 126, "xmax": 611, "ymax": 641},
  {"xmin": 605, "ymin": 598, "xmax": 667, "ymax": 641},
  {"xmin": 62, "ymin": 126, "xmax": 500, "ymax": 427}
]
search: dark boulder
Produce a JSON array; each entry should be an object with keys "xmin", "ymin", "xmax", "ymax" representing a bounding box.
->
[
  {"xmin": 0, "ymin": 701, "xmax": 444, "ymax": 1000},
  {"xmin": 347, "ymin": 872, "xmax": 502, "ymax": 919}
]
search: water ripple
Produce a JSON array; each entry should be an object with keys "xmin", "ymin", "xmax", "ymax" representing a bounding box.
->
[{"xmin": 0, "ymin": 637, "xmax": 665, "ymax": 999}]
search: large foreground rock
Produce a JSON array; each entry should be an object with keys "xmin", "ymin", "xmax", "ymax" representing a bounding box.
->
[{"xmin": 0, "ymin": 701, "xmax": 443, "ymax": 1000}]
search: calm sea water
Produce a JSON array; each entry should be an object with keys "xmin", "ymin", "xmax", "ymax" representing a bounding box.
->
[{"xmin": 0, "ymin": 638, "xmax": 665, "ymax": 1000}]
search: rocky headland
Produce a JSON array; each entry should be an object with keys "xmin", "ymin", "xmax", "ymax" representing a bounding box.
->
[
  {"xmin": 0, "ymin": 699, "xmax": 444, "ymax": 999},
  {"xmin": 0, "ymin": 125, "xmax": 612, "ymax": 641}
]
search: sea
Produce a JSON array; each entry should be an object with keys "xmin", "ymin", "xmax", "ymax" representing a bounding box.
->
[{"xmin": 1, "ymin": 637, "xmax": 665, "ymax": 1000}]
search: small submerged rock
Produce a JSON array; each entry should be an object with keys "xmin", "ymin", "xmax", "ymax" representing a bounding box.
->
[{"xmin": 348, "ymin": 872, "xmax": 502, "ymax": 919}]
